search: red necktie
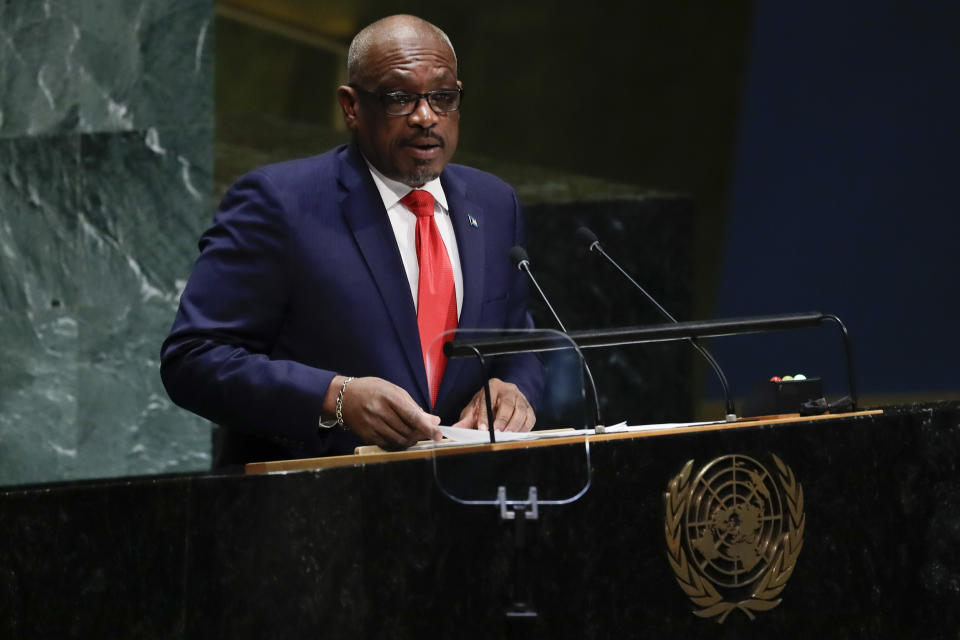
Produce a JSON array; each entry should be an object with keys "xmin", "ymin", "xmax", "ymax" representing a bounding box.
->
[{"xmin": 401, "ymin": 189, "xmax": 458, "ymax": 407}]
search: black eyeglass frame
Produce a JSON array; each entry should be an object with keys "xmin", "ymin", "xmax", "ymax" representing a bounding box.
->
[{"xmin": 350, "ymin": 86, "xmax": 463, "ymax": 116}]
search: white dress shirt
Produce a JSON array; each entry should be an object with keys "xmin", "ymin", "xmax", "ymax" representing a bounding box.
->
[{"xmin": 364, "ymin": 160, "xmax": 464, "ymax": 318}]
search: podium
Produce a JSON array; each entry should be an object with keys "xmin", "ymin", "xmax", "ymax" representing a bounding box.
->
[{"xmin": 2, "ymin": 402, "xmax": 960, "ymax": 638}]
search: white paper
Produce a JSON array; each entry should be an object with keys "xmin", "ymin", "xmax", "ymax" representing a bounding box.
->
[
  {"xmin": 438, "ymin": 425, "xmax": 541, "ymax": 443},
  {"xmin": 421, "ymin": 420, "xmax": 724, "ymax": 449},
  {"xmin": 602, "ymin": 420, "xmax": 720, "ymax": 433}
]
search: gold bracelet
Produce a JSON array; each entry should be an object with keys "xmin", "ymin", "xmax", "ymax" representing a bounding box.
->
[{"xmin": 334, "ymin": 377, "xmax": 354, "ymax": 429}]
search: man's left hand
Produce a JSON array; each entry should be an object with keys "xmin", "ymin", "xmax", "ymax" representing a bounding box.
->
[{"xmin": 451, "ymin": 378, "xmax": 536, "ymax": 432}]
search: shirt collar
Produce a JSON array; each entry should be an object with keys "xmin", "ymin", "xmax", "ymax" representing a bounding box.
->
[{"xmin": 363, "ymin": 156, "xmax": 449, "ymax": 212}]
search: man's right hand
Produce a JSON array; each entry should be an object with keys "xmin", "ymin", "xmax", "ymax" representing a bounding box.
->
[{"xmin": 323, "ymin": 375, "xmax": 442, "ymax": 449}]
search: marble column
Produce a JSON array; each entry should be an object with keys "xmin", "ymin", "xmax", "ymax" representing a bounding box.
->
[{"xmin": 0, "ymin": 0, "xmax": 214, "ymax": 485}]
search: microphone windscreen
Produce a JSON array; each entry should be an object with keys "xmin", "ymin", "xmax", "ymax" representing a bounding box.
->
[
  {"xmin": 575, "ymin": 226, "xmax": 599, "ymax": 247},
  {"xmin": 508, "ymin": 245, "xmax": 530, "ymax": 268}
]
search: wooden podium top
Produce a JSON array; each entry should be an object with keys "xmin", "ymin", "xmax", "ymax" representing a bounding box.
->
[{"xmin": 244, "ymin": 409, "xmax": 882, "ymax": 475}]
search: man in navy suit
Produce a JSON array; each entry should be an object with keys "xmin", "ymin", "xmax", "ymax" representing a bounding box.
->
[{"xmin": 161, "ymin": 15, "xmax": 543, "ymax": 465}]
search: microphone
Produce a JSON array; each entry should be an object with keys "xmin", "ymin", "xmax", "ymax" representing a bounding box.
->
[
  {"xmin": 575, "ymin": 226, "xmax": 737, "ymax": 421},
  {"xmin": 510, "ymin": 246, "xmax": 604, "ymax": 431},
  {"xmin": 509, "ymin": 247, "xmax": 566, "ymax": 332}
]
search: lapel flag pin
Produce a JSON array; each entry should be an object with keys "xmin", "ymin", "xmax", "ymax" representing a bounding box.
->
[{"xmin": 467, "ymin": 214, "xmax": 479, "ymax": 228}]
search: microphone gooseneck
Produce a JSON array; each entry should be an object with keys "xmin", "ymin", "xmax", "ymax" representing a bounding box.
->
[
  {"xmin": 510, "ymin": 246, "xmax": 566, "ymax": 333},
  {"xmin": 576, "ymin": 227, "xmax": 737, "ymax": 421},
  {"xmin": 510, "ymin": 246, "xmax": 603, "ymax": 430}
]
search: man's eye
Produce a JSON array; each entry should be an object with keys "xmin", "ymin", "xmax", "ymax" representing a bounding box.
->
[
  {"xmin": 384, "ymin": 93, "xmax": 414, "ymax": 105},
  {"xmin": 432, "ymin": 93, "xmax": 456, "ymax": 107}
]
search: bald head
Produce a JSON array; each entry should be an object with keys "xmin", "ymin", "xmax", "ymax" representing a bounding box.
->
[{"xmin": 347, "ymin": 15, "xmax": 456, "ymax": 86}]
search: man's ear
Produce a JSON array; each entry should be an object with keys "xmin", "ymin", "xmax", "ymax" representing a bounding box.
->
[{"xmin": 336, "ymin": 86, "xmax": 359, "ymax": 130}]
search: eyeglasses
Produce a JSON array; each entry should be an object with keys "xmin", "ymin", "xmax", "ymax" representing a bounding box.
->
[{"xmin": 352, "ymin": 86, "xmax": 463, "ymax": 116}]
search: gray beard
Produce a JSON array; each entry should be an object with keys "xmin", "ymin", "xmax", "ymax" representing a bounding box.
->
[{"xmin": 403, "ymin": 163, "xmax": 441, "ymax": 188}]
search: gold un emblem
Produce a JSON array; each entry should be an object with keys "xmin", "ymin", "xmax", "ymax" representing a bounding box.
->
[{"xmin": 664, "ymin": 454, "xmax": 804, "ymax": 623}]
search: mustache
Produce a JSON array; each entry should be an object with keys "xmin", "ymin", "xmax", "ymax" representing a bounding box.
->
[{"xmin": 401, "ymin": 132, "xmax": 445, "ymax": 148}]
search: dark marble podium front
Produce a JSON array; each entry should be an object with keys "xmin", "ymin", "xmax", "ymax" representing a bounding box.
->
[{"xmin": 2, "ymin": 402, "xmax": 959, "ymax": 639}]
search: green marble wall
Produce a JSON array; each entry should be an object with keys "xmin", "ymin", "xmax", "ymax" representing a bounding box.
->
[{"xmin": 0, "ymin": 1, "xmax": 213, "ymax": 485}]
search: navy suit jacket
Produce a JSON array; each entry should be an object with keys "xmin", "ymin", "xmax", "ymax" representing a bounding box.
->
[{"xmin": 161, "ymin": 143, "xmax": 543, "ymax": 464}]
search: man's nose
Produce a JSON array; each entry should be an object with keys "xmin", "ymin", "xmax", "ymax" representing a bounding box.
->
[{"xmin": 407, "ymin": 96, "xmax": 439, "ymax": 127}]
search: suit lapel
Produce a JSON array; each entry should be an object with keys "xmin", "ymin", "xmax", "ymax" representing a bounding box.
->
[
  {"xmin": 436, "ymin": 169, "xmax": 486, "ymax": 416},
  {"xmin": 337, "ymin": 145, "xmax": 430, "ymax": 406}
]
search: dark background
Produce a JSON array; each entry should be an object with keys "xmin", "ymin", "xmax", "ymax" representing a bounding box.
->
[{"xmin": 714, "ymin": 1, "xmax": 960, "ymax": 402}]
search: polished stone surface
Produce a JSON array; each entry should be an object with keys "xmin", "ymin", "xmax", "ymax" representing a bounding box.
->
[
  {"xmin": 183, "ymin": 472, "xmax": 366, "ymax": 637},
  {"xmin": 0, "ymin": 0, "xmax": 213, "ymax": 485},
  {"xmin": 0, "ymin": 0, "xmax": 212, "ymax": 137},
  {"xmin": 2, "ymin": 403, "xmax": 958, "ymax": 638},
  {"xmin": 0, "ymin": 476, "xmax": 192, "ymax": 639}
]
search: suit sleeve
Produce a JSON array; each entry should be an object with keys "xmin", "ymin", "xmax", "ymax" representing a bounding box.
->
[
  {"xmin": 490, "ymin": 189, "xmax": 545, "ymax": 409},
  {"xmin": 160, "ymin": 171, "xmax": 335, "ymax": 448}
]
